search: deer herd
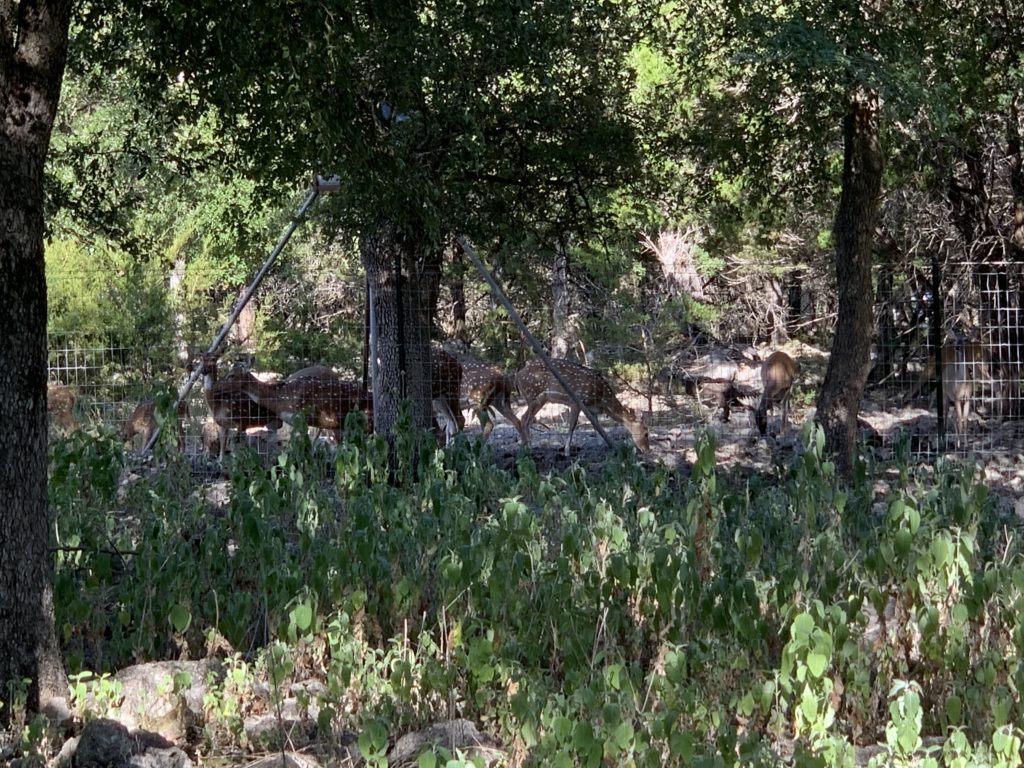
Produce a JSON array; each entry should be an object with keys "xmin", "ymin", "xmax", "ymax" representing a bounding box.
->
[
  {"xmin": 193, "ymin": 349, "xmax": 651, "ymax": 459},
  {"xmin": 45, "ymin": 334, "xmax": 1012, "ymax": 460},
  {"xmin": 49, "ymin": 348, "xmax": 789, "ymax": 459}
]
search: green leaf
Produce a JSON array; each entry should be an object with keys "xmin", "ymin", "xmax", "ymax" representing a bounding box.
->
[
  {"xmin": 291, "ymin": 602, "xmax": 313, "ymax": 632},
  {"xmin": 169, "ymin": 604, "xmax": 191, "ymax": 633},
  {"xmin": 521, "ymin": 720, "xmax": 538, "ymax": 747},
  {"xmin": 613, "ymin": 721, "xmax": 634, "ymax": 750},
  {"xmin": 800, "ymin": 686, "xmax": 818, "ymax": 724},
  {"xmin": 791, "ymin": 612, "xmax": 814, "ymax": 641},
  {"xmin": 806, "ymin": 651, "xmax": 828, "ymax": 679},
  {"xmin": 894, "ymin": 528, "xmax": 913, "ymax": 556},
  {"xmin": 418, "ymin": 752, "xmax": 437, "ymax": 768},
  {"xmin": 552, "ymin": 716, "xmax": 573, "ymax": 742},
  {"xmin": 943, "ymin": 694, "xmax": 962, "ymax": 724},
  {"xmin": 574, "ymin": 721, "xmax": 596, "ymax": 751}
]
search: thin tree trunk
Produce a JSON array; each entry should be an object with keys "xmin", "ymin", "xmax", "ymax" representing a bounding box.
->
[
  {"xmin": 817, "ymin": 89, "xmax": 883, "ymax": 479},
  {"xmin": 1010, "ymin": 100, "xmax": 1024, "ymax": 256},
  {"xmin": 450, "ymin": 243, "xmax": 468, "ymax": 344},
  {"xmin": 1, "ymin": 0, "xmax": 73, "ymax": 719},
  {"xmin": 551, "ymin": 236, "xmax": 571, "ymax": 358},
  {"xmin": 1006, "ymin": 102, "xmax": 1024, "ymax": 394}
]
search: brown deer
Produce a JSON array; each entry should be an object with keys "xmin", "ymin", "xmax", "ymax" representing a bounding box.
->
[
  {"xmin": 516, "ymin": 357, "xmax": 649, "ymax": 456},
  {"xmin": 940, "ymin": 342, "xmax": 991, "ymax": 435},
  {"xmin": 431, "ymin": 348, "xmax": 465, "ymax": 444},
  {"xmin": 904, "ymin": 341, "xmax": 994, "ymax": 434},
  {"xmin": 460, "ymin": 361, "xmax": 526, "ymax": 442},
  {"xmin": 47, "ymin": 383, "xmax": 78, "ymax": 435},
  {"xmin": 121, "ymin": 397, "xmax": 188, "ymax": 451},
  {"xmin": 754, "ymin": 351, "xmax": 797, "ymax": 437},
  {"xmin": 238, "ymin": 372, "xmax": 374, "ymax": 443},
  {"xmin": 198, "ymin": 352, "xmax": 284, "ymax": 461}
]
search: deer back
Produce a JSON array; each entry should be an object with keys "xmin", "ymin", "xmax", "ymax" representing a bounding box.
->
[
  {"xmin": 460, "ymin": 362, "xmax": 508, "ymax": 409},
  {"xmin": 759, "ymin": 352, "xmax": 796, "ymax": 407},
  {"xmin": 518, "ymin": 357, "xmax": 648, "ymax": 449},
  {"xmin": 199, "ymin": 355, "xmax": 282, "ymax": 431}
]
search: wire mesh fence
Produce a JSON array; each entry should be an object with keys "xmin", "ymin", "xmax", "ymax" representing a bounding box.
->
[
  {"xmin": 45, "ymin": 261, "xmax": 375, "ymax": 462},
  {"xmin": 868, "ymin": 257, "xmax": 1024, "ymax": 459},
  {"xmin": 45, "ymin": 248, "xmax": 1024, "ymax": 470},
  {"xmin": 44, "ymin": 255, "xmax": 676, "ymax": 467}
]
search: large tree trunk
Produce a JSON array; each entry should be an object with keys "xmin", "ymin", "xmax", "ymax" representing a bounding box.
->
[
  {"xmin": 817, "ymin": 89, "xmax": 883, "ymax": 479},
  {"xmin": 360, "ymin": 221, "xmax": 436, "ymax": 440},
  {"xmin": 1, "ymin": 0, "xmax": 73, "ymax": 719}
]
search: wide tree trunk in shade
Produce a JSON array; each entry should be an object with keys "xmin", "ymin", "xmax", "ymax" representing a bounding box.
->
[
  {"xmin": 360, "ymin": 221, "xmax": 437, "ymax": 440},
  {"xmin": 817, "ymin": 89, "xmax": 883, "ymax": 479},
  {"xmin": 1, "ymin": 0, "xmax": 73, "ymax": 718}
]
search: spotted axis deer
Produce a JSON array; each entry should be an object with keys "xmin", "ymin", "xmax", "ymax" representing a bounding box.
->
[
  {"xmin": 281, "ymin": 364, "xmax": 354, "ymax": 441},
  {"xmin": 940, "ymin": 341, "xmax": 991, "ymax": 435},
  {"xmin": 197, "ymin": 353, "xmax": 284, "ymax": 461},
  {"xmin": 754, "ymin": 351, "xmax": 797, "ymax": 437},
  {"xmin": 238, "ymin": 372, "xmax": 374, "ymax": 443},
  {"xmin": 121, "ymin": 397, "xmax": 188, "ymax": 451},
  {"xmin": 460, "ymin": 361, "xmax": 526, "ymax": 442},
  {"xmin": 516, "ymin": 357, "xmax": 649, "ymax": 456},
  {"xmin": 431, "ymin": 348, "xmax": 465, "ymax": 444}
]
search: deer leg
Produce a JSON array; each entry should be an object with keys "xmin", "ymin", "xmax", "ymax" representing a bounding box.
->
[
  {"xmin": 519, "ymin": 398, "xmax": 545, "ymax": 447},
  {"xmin": 480, "ymin": 407, "xmax": 496, "ymax": 440},
  {"xmin": 565, "ymin": 406, "xmax": 580, "ymax": 457},
  {"xmin": 495, "ymin": 401, "xmax": 525, "ymax": 443},
  {"xmin": 432, "ymin": 398, "xmax": 459, "ymax": 445},
  {"xmin": 218, "ymin": 424, "xmax": 229, "ymax": 462}
]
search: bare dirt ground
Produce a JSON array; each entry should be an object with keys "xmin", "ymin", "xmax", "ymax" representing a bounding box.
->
[{"xmin": 474, "ymin": 344, "xmax": 1024, "ymax": 520}]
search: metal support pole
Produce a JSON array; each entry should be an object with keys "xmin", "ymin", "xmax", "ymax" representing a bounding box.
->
[
  {"xmin": 931, "ymin": 252, "xmax": 945, "ymax": 438},
  {"xmin": 456, "ymin": 237, "xmax": 615, "ymax": 450},
  {"xmin": 142, "ymin": 180, "xmax": 329, "ymax": 454}
]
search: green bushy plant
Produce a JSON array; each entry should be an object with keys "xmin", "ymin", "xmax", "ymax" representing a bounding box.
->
[{"xmin": 48, "ymin": 417, "xmax": 1024, "ymax": 766}]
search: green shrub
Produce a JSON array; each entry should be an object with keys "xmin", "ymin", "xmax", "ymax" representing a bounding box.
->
[{"xmin": 49, "ymin": 422, "xmax": 1024, "ymax": 765}]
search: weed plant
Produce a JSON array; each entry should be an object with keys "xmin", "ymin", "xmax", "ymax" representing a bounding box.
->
[{"xmin": 48, "ymin": 418, "xmax": 1024, "ymax": 766}]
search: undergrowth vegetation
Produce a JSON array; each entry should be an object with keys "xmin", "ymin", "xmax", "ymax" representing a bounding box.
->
[{"xmin": 48, "ymin": 419, "xmax": 1024, "ymax": 766}]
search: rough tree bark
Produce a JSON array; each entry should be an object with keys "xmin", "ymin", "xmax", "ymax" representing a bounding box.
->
[
  {"xmin": 817, "ymin": 89, "xmax": 883, "ymax": 479},
  {"xmin": 1, "ymin": 0, "xmax": 73, "ymax": 719},
  {"xmin": 1012, "ymin": 101, "xmax": 1024, "ymax": 256},
  {"xmin": 551, "ymin": 236, "xmax": 572, "ymax": 358},
  {"xmin": 360, "ymin": 221, "xmax": 436, "ymax": 440},
  {"xmin": 450, "ymin": 242, "xmax": 468, "ymax": 344}
]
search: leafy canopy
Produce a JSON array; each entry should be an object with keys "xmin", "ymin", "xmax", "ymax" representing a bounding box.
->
[{"xmin": 86, "ymin": 0, "xmax": 649, "ymax": 248}]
